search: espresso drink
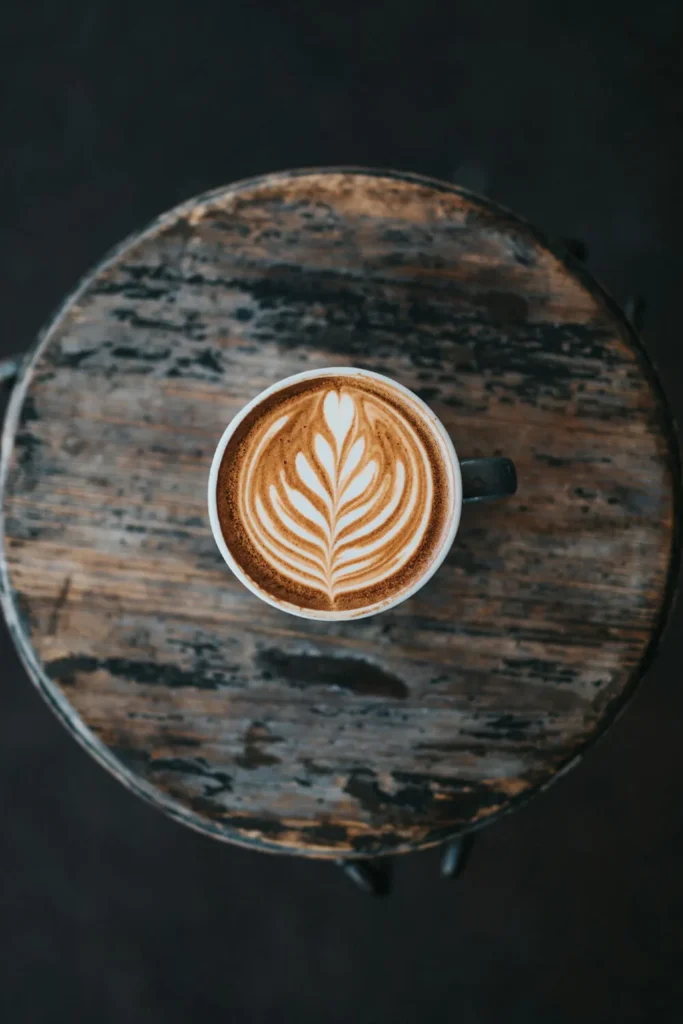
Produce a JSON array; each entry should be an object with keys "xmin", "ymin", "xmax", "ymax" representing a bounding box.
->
[{"xmin": 215, "ymin": 373, "xmax": 456, "ymax": 616}]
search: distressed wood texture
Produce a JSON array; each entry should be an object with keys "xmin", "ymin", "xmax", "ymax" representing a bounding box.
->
[{"xmin": 0, "ymin": 169, "xmax": 679, "ymax": 858}]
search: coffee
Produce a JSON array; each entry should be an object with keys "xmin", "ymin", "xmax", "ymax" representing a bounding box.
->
[{"xmin": 214, "ymin": 371, "xmax": 457, "ymax": 617}]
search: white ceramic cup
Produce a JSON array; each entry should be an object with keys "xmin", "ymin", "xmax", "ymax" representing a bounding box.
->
[{"xmin": 208, "ymin": 367, "xmax": 514, "ymax": 621}]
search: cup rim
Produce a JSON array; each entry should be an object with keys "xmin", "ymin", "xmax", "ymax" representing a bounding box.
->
[{"xmin": 207, "ymin": 366, "xmax": 463, "ymax": 620}]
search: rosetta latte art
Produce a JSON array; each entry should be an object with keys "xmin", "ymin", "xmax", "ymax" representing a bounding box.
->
[{"xmin": 237, "ymin": 385, "xmax": 435, "ymax": 605}]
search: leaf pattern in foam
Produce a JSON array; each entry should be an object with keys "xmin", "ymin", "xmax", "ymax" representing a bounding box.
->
[{"xmin": 243, "ymin": 387, "xmax": 434, "ymax": 605}]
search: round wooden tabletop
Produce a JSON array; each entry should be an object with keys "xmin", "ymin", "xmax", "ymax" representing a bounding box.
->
[{"xmin": 1, "ymin": 169, "xmax": 679, "ymax": 858}]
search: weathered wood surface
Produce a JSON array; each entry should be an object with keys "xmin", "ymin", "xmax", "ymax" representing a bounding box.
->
[{"xmin": 0, "ymin": 169, "xmax": 679, "ymax": 857}]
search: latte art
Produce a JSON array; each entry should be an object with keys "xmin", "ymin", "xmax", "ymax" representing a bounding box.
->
[
  {"xmin": 215, "ymin": 373, "xmax": 455, "ymax": 616},
  {"xmin": 243, "ymin": 388, "xmax": 433, "ymax": 602}
]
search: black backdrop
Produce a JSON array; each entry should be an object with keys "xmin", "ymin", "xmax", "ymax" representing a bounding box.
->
[{"xmin": 2, "ymin": 2, "xmax": 683, "ymax": 1021}]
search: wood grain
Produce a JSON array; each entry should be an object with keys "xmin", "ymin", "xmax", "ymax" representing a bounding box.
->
[{"xmin": 0, "ymin": 169, "xmax": 678, "ymax": 857}]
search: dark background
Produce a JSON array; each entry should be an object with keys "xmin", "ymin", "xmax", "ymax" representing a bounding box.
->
[{"xmin": 2, "ymin": 2, "xmax": 683, "ymax": 1021}]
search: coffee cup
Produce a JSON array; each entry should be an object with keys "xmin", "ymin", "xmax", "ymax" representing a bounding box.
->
[{"xmin": 208, "ymin": 367, "xmax": 516, "ymax": 620}]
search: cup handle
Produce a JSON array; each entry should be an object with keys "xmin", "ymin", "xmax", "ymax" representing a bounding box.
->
[{"xmin": 460, "ymin": 457, "xmax": 517, "ymax": 503}]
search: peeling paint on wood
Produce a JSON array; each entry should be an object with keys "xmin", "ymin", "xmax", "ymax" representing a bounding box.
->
[{"xmin": 0, "ymin": 169, "xmax": 679, "ymax": 858}]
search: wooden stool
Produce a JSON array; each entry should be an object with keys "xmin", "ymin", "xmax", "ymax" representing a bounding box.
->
[{"xmin": 1, "ymin": 170, "xmax": 678, "ymax": 894}]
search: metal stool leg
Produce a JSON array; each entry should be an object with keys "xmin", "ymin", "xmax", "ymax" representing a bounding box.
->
[
  {"xmin": 441, "ymin": 834, "xmax": 475, "ymax": 880},
  {"xmin": 0, "ymin": 355, "xmax": 21, "ymax": 389},
  {"xmin": 624, "ymin": 296, "xmax": 646, "ymax": 333},
  {"xmin": 336, "ymin": 857, "xmax": 393, "ymax": 897},
  {"xmin": 562, "ymin": 238, "xmax": 588, "ymax": 262}
]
